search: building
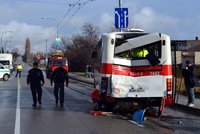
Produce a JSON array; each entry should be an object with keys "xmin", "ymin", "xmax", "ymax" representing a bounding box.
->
[{"xmin": 172, "ymin": 39, "xmax": 200, "ymax": 66}]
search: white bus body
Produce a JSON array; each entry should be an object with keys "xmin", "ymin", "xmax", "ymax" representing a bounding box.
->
[{"xmin": 91, "ymin": 30, "xmax": 173, "ymax": 116}]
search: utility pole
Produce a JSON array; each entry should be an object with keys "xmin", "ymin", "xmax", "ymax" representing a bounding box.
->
[
  {"xmin": 0, "ymin": 37, "xmax": 2, "ymax": 53},
  {"xmin": 46, "ymin": 39, "xmax": 47, "ymax": 58},
  {"xmin": 119, "ymin": 0, "xmax": 122, "ymax": 8},
  {"xmin": 119, "ymin": 0, "xmax": 122, "ymax": 32}
]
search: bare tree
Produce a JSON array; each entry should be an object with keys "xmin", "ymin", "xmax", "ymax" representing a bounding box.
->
[{"xmin": 63, "ymin": 22, "xmax": 100, "ymax": 72}]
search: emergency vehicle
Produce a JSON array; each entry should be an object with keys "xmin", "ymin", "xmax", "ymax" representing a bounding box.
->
[
  {"xmin": 46, "ymin": 53, "xmax": 68, "ymax": 78},
  {"xmin": 0, "ymin": 53, "xmax": 13, "ymax": 72},
  {"xmin": 0, "ymin": 63, "xmax": 10, "ymax": 81},
  {"xmin": 91, "ymin": 29, "xmax": 174, "ymax": 116}
]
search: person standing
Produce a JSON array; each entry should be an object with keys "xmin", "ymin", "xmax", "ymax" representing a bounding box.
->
[
  {"xmin": 182, "ymin": 60, "xmax": 197, "ymax": 107},
  {"xmin": 88, "ymin": 65, "xmax": 92, "ymax": 78},
  {"xmin": 27, "ymin": 62, "xmax": 45, "ymax": 107},
  {"xmin": 85, "ymin": 65, "xmax": 89, "ymax": 77},
  {"xmin": 15, "ymin": 63, "xmax": 23, "ymax": 78},
  {"xmin": 51, "ymin": 66, "xmax": 69, "ymax": 107}
]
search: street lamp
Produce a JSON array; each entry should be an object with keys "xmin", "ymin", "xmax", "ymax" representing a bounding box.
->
[
  {"xmin": 0, "ymin": 31, "xmax": 13, "ymax": 53},
  {"xmin": 41, "ymin": 17, "xmax": 59, "ymax": 38},
  {"xmin": 3, "ymin": 36, "xmax": 12, "ymax": 52},
  {"xmin": 119, "ymin": 0, "xmax": 122, "ymax": 7},
  {"xmin": 35, "ymin": 32, "xmax": 49, "ymax": 65},
  {"xmin": 3, "ymin": 40, "xmax": 12, "ymax": 53}
]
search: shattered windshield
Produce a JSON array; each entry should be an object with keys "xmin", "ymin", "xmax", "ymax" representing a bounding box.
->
[{"xmin": 114, "ymin": 40, "xmax": 162, "ymax": 60}]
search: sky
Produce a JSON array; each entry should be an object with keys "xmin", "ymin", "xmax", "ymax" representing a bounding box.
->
[{"xmin": 1, "ymin": 0, "xmax": 200, "ymax": 54}]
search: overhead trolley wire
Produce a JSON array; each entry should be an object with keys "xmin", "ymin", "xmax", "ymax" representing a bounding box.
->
[
  {"xmin": 45, "ymin": 0, "xmax": 82, "ymax": 41},
  {"xmin": 59, "ymin": 0, "xmax": 96, "ymax": 30},
  {"xmin": 16, "ymin": 0, "xmax": 66, "ymax": 5},
  {"xmin": 57, "ymin": 0, "xmax": 81, "ymax": 28},
  {"xmin": 46, "ymin": 0, "xmax": 96, "ymax": 41}
]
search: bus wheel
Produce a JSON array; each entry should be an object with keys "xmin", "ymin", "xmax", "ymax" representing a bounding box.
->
[{"xmin": 3, "ymin": 74, "xmax": 9, "ymax": 81}]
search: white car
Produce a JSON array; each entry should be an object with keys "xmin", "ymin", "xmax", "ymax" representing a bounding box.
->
[{"xmin": 0, "ymin": 63, "xmax": 10, "ymax": 81}]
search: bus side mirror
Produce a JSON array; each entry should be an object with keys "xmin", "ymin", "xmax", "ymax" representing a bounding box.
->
[{"xmin": 92, "ymin": 51, "xmax": 97, "ymax": 58}]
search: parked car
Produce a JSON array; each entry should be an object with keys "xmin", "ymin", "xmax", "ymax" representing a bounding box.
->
[{"xmin": 0, "ymin": 63, "xmax": 10, "ymax": 81}]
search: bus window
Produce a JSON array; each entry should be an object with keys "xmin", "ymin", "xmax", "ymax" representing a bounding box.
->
[{"xmin": 115, "ymin": 40, "xmax": 162, "ymax": 61}]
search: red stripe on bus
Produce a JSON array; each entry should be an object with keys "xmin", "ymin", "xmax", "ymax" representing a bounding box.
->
[
  {"xmin": 100, "ymin": 63, "xmax": 172, "ymax": 76},
  {"xmin": 100, "ymin": 63, "xmax": 113, "ymax": 74}
]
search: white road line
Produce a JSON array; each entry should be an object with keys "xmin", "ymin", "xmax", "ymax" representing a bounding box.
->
[{"xmin": 14, "ymin": 77, "xmax": 20, "ymax": 134}]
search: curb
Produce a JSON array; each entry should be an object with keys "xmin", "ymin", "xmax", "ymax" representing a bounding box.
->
[
  {"xmin": 173, "ymin": 103, "xmax": 200, "ymax": 116},
  {"xmin": 68, "ymin": 73, "xmax": 94, "ymax": 85}
]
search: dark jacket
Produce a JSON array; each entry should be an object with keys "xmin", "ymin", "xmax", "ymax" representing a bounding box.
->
[
  {"xmin": 27, "ymin": 68, "xmax": 45, "ymax": 85},
  {"xmin": 182, "ymin": 65, "xmax": 196, "ymax": 88},
  {"xmin": 51, "ymin": 66, "xmax": 69, "ymax": 84}
]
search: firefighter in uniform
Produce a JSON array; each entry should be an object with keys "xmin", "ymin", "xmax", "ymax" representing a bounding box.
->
[
  {"xmin": 133, "ymin": 48, "xmax": 148, "ymax": 57},
  {"xmin": 27, "ymin": 62, "xmax": 45, "ymax": 107},
  {"xmin": 51, "ymin": 65, "xmax": 69, "ymax": 107},
  {"xmin": 120, "ymin": 48, "xmax": 148, "ymax": 58},
  {"xmin": 127, "ymin": 48, "xmax": 148, "ymax": 58}
]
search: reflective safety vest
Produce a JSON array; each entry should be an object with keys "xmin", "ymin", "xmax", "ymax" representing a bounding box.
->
[
  {"xmin": 17, "ymin": 65, "xmax": 23, "ymax": 70},
  {"xmin": 120, "ymin": 48, "xmax": 148, "ymax": 58},
  {"xmin": 133, "ymin": 48, "xmax": 148, "ymax": 57}
]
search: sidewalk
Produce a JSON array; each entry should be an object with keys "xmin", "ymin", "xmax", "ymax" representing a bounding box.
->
[
  {"xmin": 175, "ymin": 92, "xmax": 200, "ymax": 108},
  {"xmin": 174, "ymin": 92, "xmax": 200, "ymax": 116},
  {"xmin": 69, "ymin": 73, "xmax": 200, "ymax": 116}
]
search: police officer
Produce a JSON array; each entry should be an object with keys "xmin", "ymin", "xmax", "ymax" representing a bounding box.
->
[
  {"xmin": 51, "ymin": 66, "xmax": 69, "ymax": 107},
  {"xmin": 27, "ymin": 62, "xmax": 45, "ymax": 107}
]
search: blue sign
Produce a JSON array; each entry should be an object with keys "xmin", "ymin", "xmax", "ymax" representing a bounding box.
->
[
  {"xmin": 115, "ymin": 8, "xmax": 128, "ymax": 29},
  {"xmin": 55, "ymin": 38, "xmax": 61, "ymax": 46}
]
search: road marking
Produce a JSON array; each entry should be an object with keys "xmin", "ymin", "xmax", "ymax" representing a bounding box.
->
[{"xmin": 14, "ymin": 76, "xmax": 20, "ymax": 134}]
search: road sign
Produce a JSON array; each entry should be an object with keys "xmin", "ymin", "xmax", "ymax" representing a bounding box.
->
[
  {"xmin": 55, "ymin": 38, "xmax": 61, "ymax": 46},
  {"xmin": 115, "ymin": 7, "xmax": 128, "ymax": 29}
]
